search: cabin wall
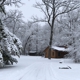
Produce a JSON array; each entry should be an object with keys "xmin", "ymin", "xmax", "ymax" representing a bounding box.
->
[
  {"xmin": 44, "ymin": 48, "xmax": 57, "ymax": 58},
  {"xmin": 44, "ymin": 47, "xmax": 68, "ymax": 58}
]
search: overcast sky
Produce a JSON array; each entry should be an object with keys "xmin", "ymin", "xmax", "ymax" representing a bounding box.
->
[{"xmin": 6, "ymin": 0, "xmax": 44, "ymax": 23}]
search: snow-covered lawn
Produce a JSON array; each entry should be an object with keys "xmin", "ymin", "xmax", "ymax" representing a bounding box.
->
[{"xmin": 0, "ymin": 56, "xmax": 80, "ymax": 80}]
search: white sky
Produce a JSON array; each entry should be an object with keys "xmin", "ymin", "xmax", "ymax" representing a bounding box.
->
[{"xmin": 6, "ymin": 0, "xmax": 44, "ymax": 23}]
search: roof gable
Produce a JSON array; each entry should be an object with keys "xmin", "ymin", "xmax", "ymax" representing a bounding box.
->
[{"xmin": 51, "ymin": 46, "xmax": 70, "ymax": 52}]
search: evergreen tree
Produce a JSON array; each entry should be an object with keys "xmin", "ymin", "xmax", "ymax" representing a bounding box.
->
[{"xmin": 0, "ymin": 0, "xmax": 22, "ymax": 66}]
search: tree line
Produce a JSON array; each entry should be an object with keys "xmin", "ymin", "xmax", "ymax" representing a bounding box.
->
[{"xmin": 0, "ymin": 0, "xmax": 80, "ymax": 67}]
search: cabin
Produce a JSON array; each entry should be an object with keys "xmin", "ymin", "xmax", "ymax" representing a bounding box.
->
[
  {"xmin": 28, "ymin": 51, "xmax": 37, "ymax": 56},
  {"xmin": 44, "ymin": 46, "xmax": 69, "ymax": 58}
]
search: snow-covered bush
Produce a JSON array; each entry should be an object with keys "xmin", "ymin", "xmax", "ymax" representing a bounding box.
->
[
  {"xmin": 53, "ymin": 11, "xmax": 80, "ymax": 63},
  {"xmin": 0, "ymin": 21, "xmax": 22, "ymax": 65}
]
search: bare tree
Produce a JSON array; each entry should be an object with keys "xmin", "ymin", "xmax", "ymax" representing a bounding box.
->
[
  {"xmin": 35, "ymin": 24, "xmax": 39, "ymax": 55},
  {"xmin": 0, "ymin": 0, "xmax": 22, "ymax": 14},
  {"xmin": 0, "ymin": 0, "xmax": 22, "ymax": 30},
  {"xmin": 22, "ymin": 22, "xmax": 36, "ymax": 55},
  {"xmin": 1, "ymin": 10, "xmax": 23, "ymax": 34},
  {"xmin": 33, "ymin": 0, "xmax": 80, "ymax": 59},
  {"xmin": 23, "ymin": 36, "xmax": 31, "ymax": 55}
]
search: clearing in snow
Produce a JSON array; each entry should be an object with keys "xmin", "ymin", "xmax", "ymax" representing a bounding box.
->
[{"xmin": 0, "ymin": 56, "xmax": 80, "ymax": 80}]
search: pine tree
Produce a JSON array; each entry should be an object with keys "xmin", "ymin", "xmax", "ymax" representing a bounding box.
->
[{"xmin": 0, "ymin": 0, "xmax": 22, "ymax": 67}]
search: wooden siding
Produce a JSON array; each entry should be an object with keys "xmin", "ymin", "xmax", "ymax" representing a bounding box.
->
[{"xmin": 44, "ymin": 47, "xmax": 68, "ymax": 58}]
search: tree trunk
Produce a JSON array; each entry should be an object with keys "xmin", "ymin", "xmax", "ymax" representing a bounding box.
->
[
  {"xmin": 48, "ymin": 0, "xmax": 55, "ymax": 59},
  {"xmin": 23, "ymin": 42, "xmax": 27, "ymax": 55},
  {"xmin": 48, "ymin": 27, "xmax": 54, "ymax": 59}
]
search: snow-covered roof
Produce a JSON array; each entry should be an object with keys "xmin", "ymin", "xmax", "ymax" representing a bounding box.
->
[
  {"xmin": 51, "ymin": 46, "xmax": 69, "ymax": 51},
  {"xmin": 29, "ymin": 51, "xmax": 36, "ymax": 53}
]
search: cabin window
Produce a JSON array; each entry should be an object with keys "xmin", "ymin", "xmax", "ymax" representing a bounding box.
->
[
  {"xmin": 52, "ymin": 52, "xmax": 54, "ymax": 56},
  {"xmin": 58, "ymin": 52, "xmax": 60, "ymax": 56}
]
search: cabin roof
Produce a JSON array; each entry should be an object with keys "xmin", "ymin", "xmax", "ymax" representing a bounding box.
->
[
  {"xmin": 29, "ymin": 51, "xmax": 36, "ymax": 53},
  {"xmin": 51, "ymin": 46, "xmax": 70, "ymax": 52}
]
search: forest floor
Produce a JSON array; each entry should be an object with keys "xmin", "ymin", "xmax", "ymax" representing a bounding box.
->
[{"xmin": 0, "ymin": 56, "xmax": 80, "ymax": 80}]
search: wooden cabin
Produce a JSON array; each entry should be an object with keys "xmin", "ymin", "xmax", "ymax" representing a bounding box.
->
[
  {"xmin": 29, "ymin": 51, "xmax": 37, "ymax": 56},
  {"xmin": 44, "ymin": 46, "xmax": 69, "ymax": 58}
]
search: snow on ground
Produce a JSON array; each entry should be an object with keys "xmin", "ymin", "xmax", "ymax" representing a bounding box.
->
[{"xmin": 0, "ymin": 56, "xmax": 80, "ymax": 80}]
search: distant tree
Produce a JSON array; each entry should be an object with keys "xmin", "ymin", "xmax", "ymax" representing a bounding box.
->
[
  {"xmin": 1, "ymin": 10, "xmax": 23, "ymax": 34},
  {"xmin": 22, "ymin": 22, "xmax": 36, "ymax": 55},
  {"xmin": 22, "ymin": 22, "xmax": 50, "ymax": 55},
  {"xmin": 28, "ymin": 24, "xmax": 50, "ymax": 55}
]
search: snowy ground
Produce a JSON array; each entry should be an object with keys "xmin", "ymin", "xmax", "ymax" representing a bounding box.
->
[{"xmin": 0, "ymin": 56, "xmax": 80, "ymax": 80}]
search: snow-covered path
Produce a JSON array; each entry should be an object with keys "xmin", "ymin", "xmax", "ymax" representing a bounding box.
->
[
  {"xmin": 18, "ymin": 62, "xmax": 59, "ymax": 80},
  {"xmin": 6, "ymin": 61, "xmax": 60, "ymax": 80},
  {"xmin": 0, "ymin": 56, "xmax": 80, "ymax": 80}
]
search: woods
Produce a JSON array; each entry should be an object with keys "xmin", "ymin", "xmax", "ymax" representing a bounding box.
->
[
  {"xmin": 0, "ymin": 0, "xmax": 80, "ymax": 67},
  {"xmin": 33, "ymin": 0, "xmax": 80, "ymax": 59}
]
